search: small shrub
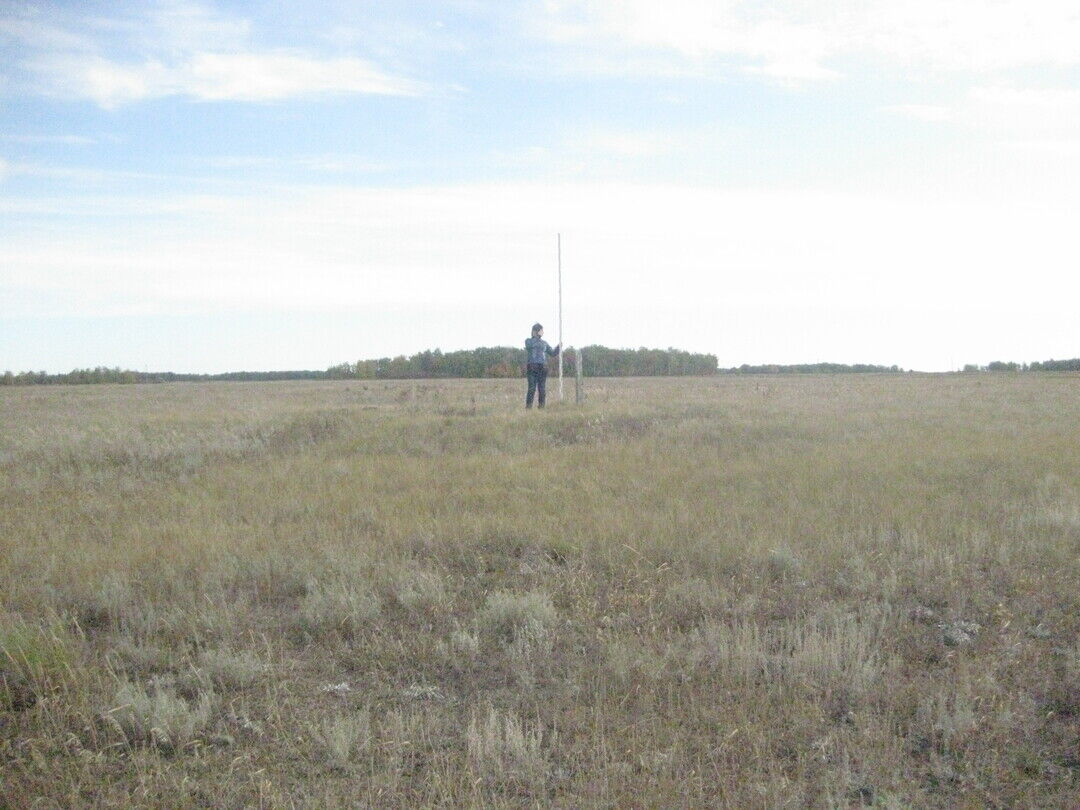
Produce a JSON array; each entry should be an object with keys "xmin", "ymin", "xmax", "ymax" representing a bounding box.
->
[
  {"xmin": 389, "ymin": 567, "xmax": 446, "ymax": 613},
  {"xmin": 437, "ymin": 628, "xmax": 480, "ymax": 670},
  {"xmin": 662, "ymin": 576, "xmax": 728, "ymax": 626},
  {"xmin": 105, "ymin": 679, "xmax": 216, "ymax": 752},
  {"xmin": 913, "ymin": 682, "xmax": 979, "ymax": 754},
  {"xmin": 450, "ymin": 628, "xmax": 480, "ymax": 656},
  {"xmin": 109, "ymin": 637, "xmax": 172, "ymax": 678},
  {"xmin": 764, "ymin": 547, "xmax": 802, "ymax": 581},
  {"xmin": 183, "ymin": 648, "xmax": 265, "ymax": 692},
  {"xmin": 479, "ymin": 591, "xmax": 557, "ymax": 644},
  {"xmin": 684, "ymin": 613, "xmax": 887, "ymax": 708},
  {"xmin": 316, "ymin": 710, "xmax": 372, "ymax": 769},
  {"xmin": 605, "ymin": 637, "xmax": 665, "ymax": 684},
  {"xmin": 467, "ymin": 707, "xmax": 549, "ymax": 791},
  {"xmin": 507, "ymin": 622, "xmax": 554, "ymax": 691},
  {"xmin": 297, "ymin": 581, "xmax": 381, "ymax": 639}
]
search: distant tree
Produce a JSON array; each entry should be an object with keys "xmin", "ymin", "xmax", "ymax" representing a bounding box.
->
[
  {"xmin": 728, "ymin": 363, "xmax": 902, "ymax": 374},
  {"xmin": 1029, "ymin": 358, "xmax": 1080, "ymax": 372},
  {"xmin": 326, "ymin": 362, "xmax": 353, "ymax": 379}
]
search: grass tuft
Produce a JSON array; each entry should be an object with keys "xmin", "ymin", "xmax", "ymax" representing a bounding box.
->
[
  {"xmin": 105, "ymin": 679, "xmax": 216, "ymax": 752},
  {"xmin": 467, "ymin": 707, "xmax": 549, "ymax": 792},
  {"xmin": 315, "ymin": 710, "xmax": 372, "ymax": 770},
  {"xmin": 478, "ymin": 590, "xmax": 557, "ymax": 645},
  {"xmin": 296, "ymin": 580, "xmax": 382, "ymax": 639}
]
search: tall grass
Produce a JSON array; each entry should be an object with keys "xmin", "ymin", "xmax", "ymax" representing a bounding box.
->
[{"xmin": 1, "ymin": 375, "xmax": 1078, "ymax": 807}]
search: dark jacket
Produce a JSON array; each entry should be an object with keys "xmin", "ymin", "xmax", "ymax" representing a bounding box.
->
[{"xmin": 525, "ymin": 337, "xmax": 559, "ymax": 365}]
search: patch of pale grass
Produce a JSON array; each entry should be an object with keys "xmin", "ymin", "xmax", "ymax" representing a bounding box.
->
[
  {"xmin": 913, "ymin": 681, "xmax": 979, "ymax": 755},
  {"xmin": 437, "ymin": 627, "xmax": 481, "ymax": 671},
  {"xmin": 296, "ymin": 580, "xmax": 381, "ymax": 639},
  {"xmin": 685, "ymin": 611, "xmax": 889, "ymax": 707},
  {"xmin": 661, "ymin": 575, "xmax": 730, "ymax": 626},
  {"xmin": 315, "ymin": 710, "xmax": 372, "ymax": 769},
  {"xmin": 108, "ymin": 637, "xmax": 172, "ymax": 678},
  {"xmin": 763, "ymin": 546, "xmax": 803, "ymax": 581},
  {"xmin": 506, "ymin": 621, "xmax": 555, "ymax": 691},
  {"xmin": 187, "ymin": 647, "xmax": 265, "ymax": 691},
  {"xmin": 466, "ymin": 707, "xmax": 548, "ymax": 791},
  {"xmin": 377, "ymin": 707, "xmax": 444, "ymax": 791},
  {"xmin": 604, "ymin": 636, "xmax": 665, "ymax": 684},
  {"xmin": 478, "ymin": 590, "xmax": 557, "ymax": 644},
  {"xmin": 388, "ymin": 566, "xmax": 446, "ymax": 613},
  {"xmin": 104, "ymin": 680, "xmax": 216, "ymax": 752}
]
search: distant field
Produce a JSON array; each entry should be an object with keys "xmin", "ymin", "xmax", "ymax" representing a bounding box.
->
[{"xmin": 1, "ymin": 375, "xmax": 1077, "ymax": 808}]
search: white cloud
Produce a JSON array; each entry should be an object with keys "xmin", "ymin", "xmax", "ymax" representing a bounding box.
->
[
  {"xmin": 4, "ymin": 2, "xmax": 422, "ymax": 107},
  {"xmin": 532, "ymin": 1, "xmax": 1080, "ymax": 80},
  {"xmin": 30, "ymin": 50, "xmax": 421, "ymax": 107}
]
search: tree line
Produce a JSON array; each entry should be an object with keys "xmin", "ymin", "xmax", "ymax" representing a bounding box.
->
[
  {"xmin": 0, "ymin": 367, "xmax": 331, "ymax": 386},
  {"xmin": 724, "ymin": 363, "xmax": 903, "ymax": 374},
  {"xmin": 1, "ymin": 346, "xmax": 718, "ymax": 386},
  {"xmin": 8, "ymin": 354, "xmax": 1076, "ymax": 386},
  {"xmin": 326, "ymin": 345, "xmax": 718, "ymax": 379},
  {"xmin": 962, "ymin": 358, "xmax": 1080, "ymax": 372}
]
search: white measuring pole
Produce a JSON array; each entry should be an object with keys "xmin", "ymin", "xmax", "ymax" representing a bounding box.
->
[{"xmin": 557, "ymin": 233, "xmax": 564, "ymax": 402}]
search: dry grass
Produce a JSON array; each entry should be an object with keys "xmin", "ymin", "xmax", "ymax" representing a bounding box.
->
[{"xmin": 1, "ymin": 374, "xmax": 1078, "ymax": 807}]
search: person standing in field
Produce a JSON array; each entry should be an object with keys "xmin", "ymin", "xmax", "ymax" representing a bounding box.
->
[{"xmin": 525, "ymin": 323, "xmax": 560, "ymax": 409}]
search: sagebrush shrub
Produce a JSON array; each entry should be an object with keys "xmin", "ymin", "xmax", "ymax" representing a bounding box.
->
[
  {"xmin": 296, "ymin": 581, "xmax": 381, "ymax": 639},
  {"xmin": 478, "ymin": 590, "xmax": 557, "ymax": 644},
  {"xmin": 316, "ymin": 710, "xmax": 371, "ymax": 769},
  {"xmin": 106, "ymin": 680, "xmax": 215, "ymax": 752},
  {"xmin": 467, "ymin": 707, "xmax": 548, "ymax": 790}
]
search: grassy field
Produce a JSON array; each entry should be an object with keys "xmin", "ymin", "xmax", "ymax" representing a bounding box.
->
[{"xmin": 1, "ymin": 374, "xmax": 1077, "ymax": 808}]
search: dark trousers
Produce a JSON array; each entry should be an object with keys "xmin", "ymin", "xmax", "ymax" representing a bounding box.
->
[{"xmin": 526, "ymin": 363, "xmax": 547, "ymax": 408}]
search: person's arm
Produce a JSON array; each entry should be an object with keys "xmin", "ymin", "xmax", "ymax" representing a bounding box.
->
[{"xmin": 545, "ymin": 341, "xmax": 560, "ymax": 357}]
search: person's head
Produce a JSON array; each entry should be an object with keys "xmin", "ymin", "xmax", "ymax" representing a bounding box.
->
[{"xmin": 531, "ymin": 323, "xmax": 543, "ymax": 338}]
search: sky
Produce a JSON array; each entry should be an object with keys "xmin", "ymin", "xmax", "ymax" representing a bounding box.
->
[{"xmin": 1, "ymin": 1, "xmax": 1078, "ymax": 373}]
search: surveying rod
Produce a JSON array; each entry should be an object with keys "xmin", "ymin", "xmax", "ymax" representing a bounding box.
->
[{"xmin": 557, "ymin": 232, "xmax": 564, "ymax": 402}]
